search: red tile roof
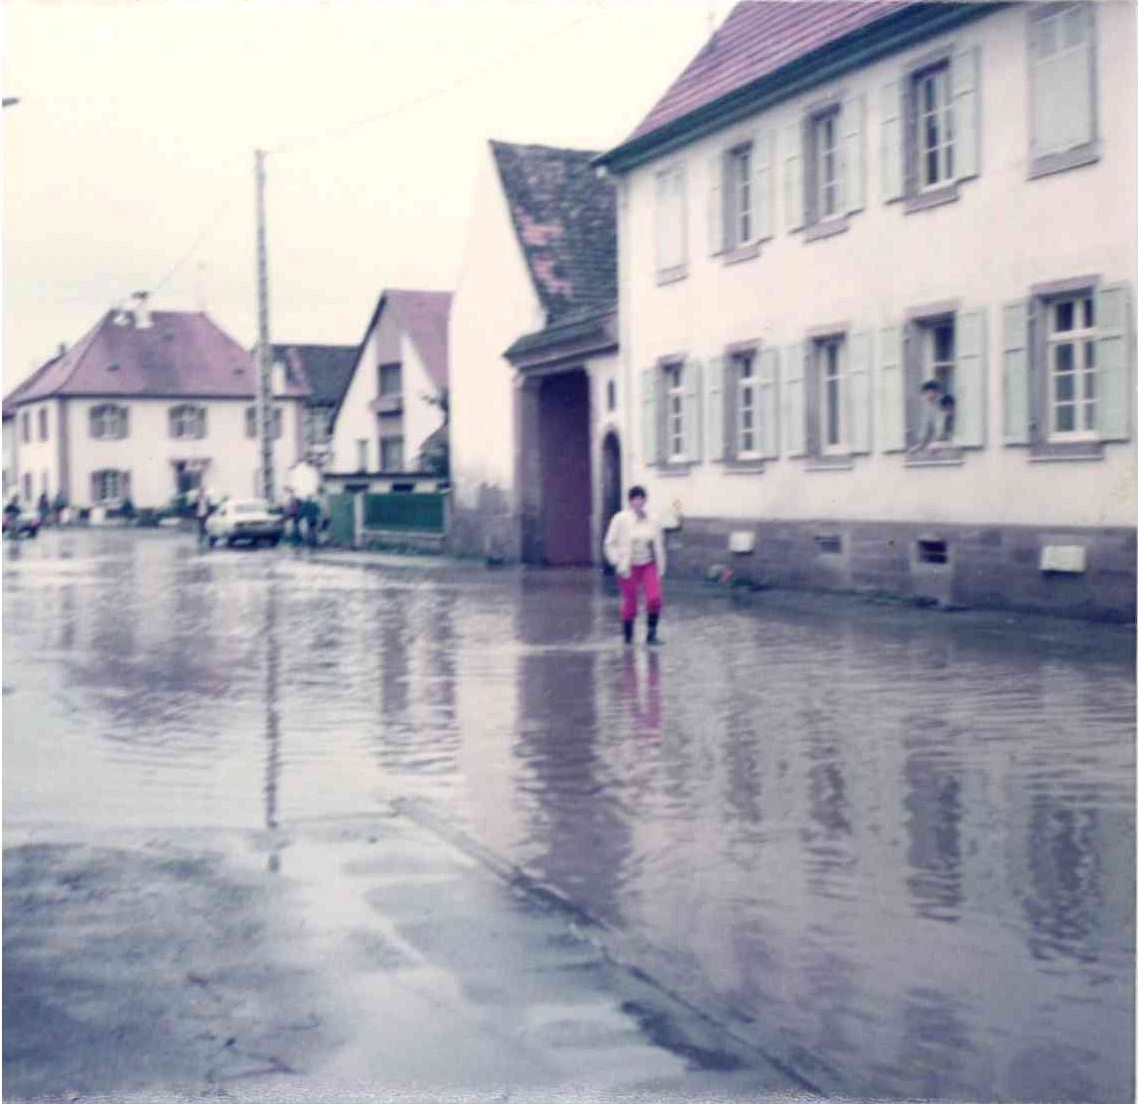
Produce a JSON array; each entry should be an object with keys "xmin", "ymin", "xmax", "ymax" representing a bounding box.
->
[
  {"xmin": 4, "ymin": 309, "xmax": 309, "ymax": 406},
  {"xmin": 626, "ymin": 1, "xmax": 912, "ymax": 145}
]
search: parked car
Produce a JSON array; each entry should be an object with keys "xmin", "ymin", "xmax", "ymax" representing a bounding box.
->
[
  {"xmin": 3, "ymin": 508, "xmax": 41, "ymax": 539},
  {"xmin": 205, "ymin": 499, "xmax": 284, "ymax": 548}
]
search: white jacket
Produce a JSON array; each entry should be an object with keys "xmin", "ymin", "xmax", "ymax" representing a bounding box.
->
[{"xmin": 603, "ymin": 509, "xmax": 666, "ymax": 579}]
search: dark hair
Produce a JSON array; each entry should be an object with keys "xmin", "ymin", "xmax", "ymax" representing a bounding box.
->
[
  {"xmin": 920, "ymin": 379, "xmax": 943, "ymax": 394},
  {"xmin": 628, "ymin": 485, "xmax": 647, "ymax": 502}
]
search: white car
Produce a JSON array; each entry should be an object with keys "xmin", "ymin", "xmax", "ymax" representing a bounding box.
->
[{"xmin": 205, "ymin": 499, "xmax": 284, "ymax": 548}]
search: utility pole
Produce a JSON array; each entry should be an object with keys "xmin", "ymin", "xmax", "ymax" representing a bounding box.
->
[{"xmin": 255, "ymin": 148, "xmax": 275, "ymax": 504}]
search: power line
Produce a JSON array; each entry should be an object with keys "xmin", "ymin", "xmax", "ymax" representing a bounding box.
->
[
  {"xmin": 150, "ymin": 195, "xmax": 238, "ymax": 299},
  {"xmin": 270, "ymin": 5, "xmax": 601, "ymax": 157}
]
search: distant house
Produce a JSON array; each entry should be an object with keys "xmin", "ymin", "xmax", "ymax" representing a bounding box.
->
[
  {"xmin": 271, "ymin": 343, "xmax": 357, "ymax": 464},
  {"xmin": 3, "ymin": 294, "xmax": 310, "ymax": 509},
  {"xmin": 595, "ymin": 0, "xmax": 1136, "ymax": 618},
  {"xmin": 450, "ymin": 140, "xmax": 618, "ymax": 564},
  {"xmin": 330, "ymin": 289, "xmax": 451, "ymax": 475}
]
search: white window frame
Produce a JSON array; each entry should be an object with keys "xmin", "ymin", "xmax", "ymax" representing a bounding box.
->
[
  {"xmin": 379, "ymin": 362, "xmax": 403, "ymax": 397},
  {"xmin": 380, "ymin": 436, "xmax": 405, "ymax": 472},
  {"xmin": 90, "ymin": 403, "xmax": 128, "ymax": 441},
  {"xmin": 813, "ymin": 108, "xmax": 842, "ymax": 220},
  {"xmin": 734, "ymin": 350, "xmax": 760, "ymax": 459},
  {"xmin": 246, "ymin": 406, "xmax": 283, "ymax": 439},
  {"xmin": 665, "ymin": 361, "xmax": 686, "ymax": 462},
  {"xmin": 1046, "ymin": 292, "xmax": 1097, "ymax": 441},
  {"xmin": 817, "ymin": 337, "xmax": 847, "ymax": 454},
  {"xmin": 914, "ymin": 62, "xmax": 954, "ymax": 191},
  {"xmin": 91, "ymin": 469, "xmax": 124, "ymax": 504},
  {"xmin": 169, "ymin": 404, "xmax": 207, "ymax": 440},
  {"xmin": 726, "ymin": 143, "xmax": 754, "ymax": 248}
]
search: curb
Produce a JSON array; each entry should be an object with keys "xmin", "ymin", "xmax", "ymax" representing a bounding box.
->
[{"xmin": 393, "ymin": 795, "xmax": 869, "ymax": 1101}]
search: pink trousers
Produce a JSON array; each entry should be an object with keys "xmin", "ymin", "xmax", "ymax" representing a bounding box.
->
[{"xmin": 619, "ymin": 562, "xmax": 662, "ymax": 621}]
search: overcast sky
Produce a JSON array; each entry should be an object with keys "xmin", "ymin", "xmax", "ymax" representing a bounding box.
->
[{"xmin": 2, "ymin": 0, "xmax": 715, "ymax": 392}]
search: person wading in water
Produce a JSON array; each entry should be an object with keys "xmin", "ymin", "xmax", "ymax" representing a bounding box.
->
[{"xmin": 603, "ymin": 485, "xmax": 667, "ymax": 646}]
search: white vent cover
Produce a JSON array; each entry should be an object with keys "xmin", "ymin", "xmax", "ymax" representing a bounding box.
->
[
  {"xmin": 728, "ymin": 530, "xmax": 756, "ymax": 554},
  {"xmin": 1040, "ymin": 545, "xmax": 1087, "ymax": 574}
]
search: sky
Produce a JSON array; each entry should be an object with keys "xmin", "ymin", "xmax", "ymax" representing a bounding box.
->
[{"xmin": 2, "ymin": 0, "xmax": 716, "ymax": 392}]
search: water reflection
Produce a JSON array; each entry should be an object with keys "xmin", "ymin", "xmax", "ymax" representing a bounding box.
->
[
  {"xmin": 264, "ymin": 572, "xmax": 282, "ymax": 872},
  {"xmin": 1024, "ymin": 796, "xmax": 1103, "ymax": 963},
  {"xmin": 903, "ymin": 720, "xmax": 964, "ymax": 922},
  {"xmin": 3, "ymin": 532, "xmax": 1134, "ymax": 1104}
]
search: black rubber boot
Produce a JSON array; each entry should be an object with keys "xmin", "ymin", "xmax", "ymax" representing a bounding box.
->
[
  {"xmin": 622, "ymin": 620, "xmax": 634, "ymax": 645},
  {"xmin": 646, "ymin": 612, "xmax": 661, "ymax": 645}
]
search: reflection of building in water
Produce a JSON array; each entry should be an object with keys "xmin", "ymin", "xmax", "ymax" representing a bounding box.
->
[
  {"xmin": 902, "ymin": 720, "xmax": 963, "ymax": 922},
  {"xmin": 514, "ymin": 578, "xmax": 631, "ymax": 923},
  {"xmin": 1023, "ymin": 795, "xmax": 1103, "ymax": 963},
  {"xmin": 264, "ymin": 576, "xmax": 281, "ymax": 872},
  {"xmin": 896, "ymin": 987, "xmax": 976, "ymax": 1102}
]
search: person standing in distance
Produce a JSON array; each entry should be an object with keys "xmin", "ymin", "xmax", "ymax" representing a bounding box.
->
[{"xmin": 604, "ymin": 485, "xmax": 667, "ymax": 646}]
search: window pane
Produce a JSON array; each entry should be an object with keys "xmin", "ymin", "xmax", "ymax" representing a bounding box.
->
[
  {"xmin": 1056, "ymin": 342, "xmax": 1075, "ymax": 373},
  {"xmin": 934, "ymin": 323, "xmax": 954, "ymax": 362},
  {"xmin": 1056, "ymin": 404, "xmax": 1075, "ymax": 432},
  {"xmin": 1082, "ymin": 295, "xmax": 1094, "ymax": 328},
  {"xmin": 1063, "ymin": 5, "xmax": 1086, "ymax": 47},
  {"xmin": 1055, "ymin": 300, "xmax": 1075, "ymax": 331},
  {"xmin": 1083, "ymin": 368, "xmax": 1095, "ymax": 401},
  {"xmin": 1055, "ymin": 371, "xmax": 1075, "ymax": 402}
]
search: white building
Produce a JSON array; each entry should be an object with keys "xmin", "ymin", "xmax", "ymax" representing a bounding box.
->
[
  {"xmin": 330, "ymin": 289, "xmax": 451, "ymax": 476},
  {"xmin": 450, "ymin": 140, "xmax": 620, "ymax": 564},
  {"xmin": 3, "ymin": 296, "xmax": 310, "ymax": 510},
  {"xmin": 595, "ymin": 0, "xmax": 1136, "ymax": 619}
]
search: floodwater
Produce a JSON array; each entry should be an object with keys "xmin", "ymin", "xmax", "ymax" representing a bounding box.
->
[{"xmin": 5, "ymin": 530, "xmax": 1134, "ymax": 1103}]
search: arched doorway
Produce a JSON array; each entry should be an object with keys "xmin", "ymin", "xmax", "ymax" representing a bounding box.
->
[{"xmin": 600, "ymin": 430, "xmax": 621, "ymax": 571}]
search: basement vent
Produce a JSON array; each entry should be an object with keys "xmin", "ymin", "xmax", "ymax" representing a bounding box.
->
[
  {"xmin": 107, "ymin": 362, "xmax": 120, "ymax": 372},
  {"xmin": 814, "ymin": 534, "xmax": 842, "ymax": 555},
  {"xmin": 1040, "ymin": 545, "xmax": 1087, "ymax": 574},
  {"xmin": 917, "ymin": 539, "xmax": 949, "ymax": 565}
]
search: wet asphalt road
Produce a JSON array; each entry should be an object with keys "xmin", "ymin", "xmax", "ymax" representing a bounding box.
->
[{"xmin": 4, "ymin": 528, "xmax": 1135, "ymax": 1102}]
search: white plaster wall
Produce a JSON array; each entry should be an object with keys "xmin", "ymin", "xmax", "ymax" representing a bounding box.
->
[
  {"xmin": 400, "ymin": 333, "xmax": 445, "ymax": 468},
  {"xmin": 65, "ymin": 397, "xmax": 304, "ymax": 507},
  {"xmin": 450, "ymin": 142, "xmax": 544, "ymax": 510},
  {"xmin": 13, "ymin": 400, "xmax": 61, "ymax": 501},
  {"xmin": 2, "ymin": 418, "xmax": 14, "ymax": 498},
  {"xmin": 331, "ymin": 333, "xmax": 377, "ymax": 472},
  {"xmin": 620, "ymin": 2, "xmax": 1137, "ymax": 529}
]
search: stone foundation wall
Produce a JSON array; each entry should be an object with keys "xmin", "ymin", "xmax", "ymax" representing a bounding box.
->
[{"xmin": 664, "ymin": 517, "xmax": 1136, "ymax": 622}]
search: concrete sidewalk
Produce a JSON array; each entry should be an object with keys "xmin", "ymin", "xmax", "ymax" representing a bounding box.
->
[{"xmin": 4, "ymin": 810, "xmax": 808, "ymax": 1104}]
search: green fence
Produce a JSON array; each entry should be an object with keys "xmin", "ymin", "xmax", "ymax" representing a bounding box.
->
[
  {"xmin": 364, "ymin": 492, "xmax": 446, "ymax": 533},
  {"xmin": 328, "ymin": 493, "xmax": 356, "ymax": 546}
]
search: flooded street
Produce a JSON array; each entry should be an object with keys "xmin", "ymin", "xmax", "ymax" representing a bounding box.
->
[{"xmin": 5, "ymin": 529, "xmax": 1134, "ymax": 1103}]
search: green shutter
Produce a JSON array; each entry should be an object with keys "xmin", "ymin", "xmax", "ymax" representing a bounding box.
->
[
  {"xmin": 708, "ymin": 153, "xmax": 725, "ymax": 256},
  {"xmin": 847, "ymin": 331, "xmax": 872, "ymax": 454},
  {"xmin": 881, "ymin": 79, "xmax": 903, "ymax": 202},
  {"xmin": 954, "ymin": 308, "xmax": 987, "ymax": 447},
  {"xmin": 843, "ymin": 92, "xmax": 865, "ymax": 214},
  {"xmin": 754, "ymin": 129, "xmax": 772, "ymax": 241},
  {"xmin": 1003, "ymin": 300, "xmax": 1031, "ymax": 445},
  {"xmin": 1096, "ymin": 283, "xmax": 1134, "ymax": 442},
  {"xmin": 783, "ymin": 120, "xmax": 804, "ymax": 231},
  {"xmin": 641, "ymin": 367, "xmax": 659, "ymax": 466},
  {"xmin": 952, "ymin": 45, "xmax": 980, "ymax": 181},
  {"xmin": 758, "ymin": 347, "xmax": 780, "ymax": 459},
  {"xmin": 878, "ymin": 325, "xmax": 905, "ymax": 452},
  {"xmin": 706, "ymin": 356, "xmax": 725, "ymax": 461},
  {"xmin": 684, "ymin": 358, "xmax": 703, "ymax": 461},
  {"xmin": 782, "ymin": 344, "xmax": 806, "ymax": 457}
]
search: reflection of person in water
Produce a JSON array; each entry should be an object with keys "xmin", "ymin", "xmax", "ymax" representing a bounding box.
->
[
  {"xmin": 603, "ymin": 485, "xmax": 666, "ymax": 646},
  {"xmin": 620, "ymin": 650, "xmax": 662, "ymax": 736}
]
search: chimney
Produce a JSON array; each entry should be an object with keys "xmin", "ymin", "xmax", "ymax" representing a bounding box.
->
[
  {"xmin": 57, "ymin": 343, "xmax": 67, "ymax": 358},
  {"xmin": 132, "ymin": 290, "xmax": 152, "ymax": 329}
]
